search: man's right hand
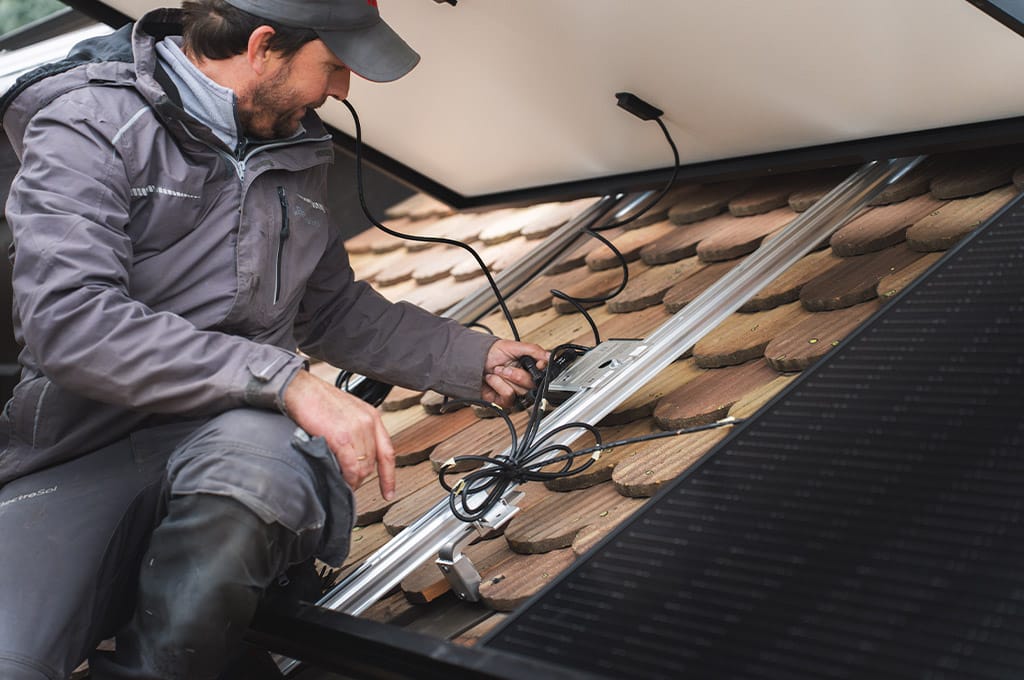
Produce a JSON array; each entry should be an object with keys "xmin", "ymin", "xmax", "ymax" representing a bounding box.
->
[{"xmin": 282, "ymin": 370, "xmax": 395, "ymax": 500}]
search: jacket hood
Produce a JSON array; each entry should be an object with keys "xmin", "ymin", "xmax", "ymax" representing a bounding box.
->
[
  {"xmin": 1, "ymin": 19, "xmax": 137, "ymax": 147},
  {"xmin": 0, "ymin": 10, "xmax": 184, "ymax": 154}
]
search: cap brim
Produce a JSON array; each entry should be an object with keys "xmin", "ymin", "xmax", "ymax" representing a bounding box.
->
[{"xmin": 318, "ymin": 19, "xmax": 420, "ymax": 83}]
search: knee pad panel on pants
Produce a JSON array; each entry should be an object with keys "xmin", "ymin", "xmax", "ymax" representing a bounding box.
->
[{"xmin": 165, "ymin": 409, "xmax": 354, "ymax": 564}]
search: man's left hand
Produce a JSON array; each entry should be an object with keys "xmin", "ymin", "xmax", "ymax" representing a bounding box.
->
[{"xmin": 481, "ymin": 339, "xmax": 549, "ymax": 410}]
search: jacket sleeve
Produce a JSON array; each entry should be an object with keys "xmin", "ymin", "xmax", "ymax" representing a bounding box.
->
[
  {"xmin": 6, "ymin": 94, "xmax": 304, "ymax": 415},
  {"xmin": 294, "ymin": 223, "xmax": 497, "ymax": 400}
]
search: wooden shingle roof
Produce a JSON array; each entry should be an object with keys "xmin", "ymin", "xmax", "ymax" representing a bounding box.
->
[{"xmin": 330, "ymin": 144, "xmax": 1022, "ymax": 642}]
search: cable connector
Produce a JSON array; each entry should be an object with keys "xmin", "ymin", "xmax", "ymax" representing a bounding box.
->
[{"xmin": 615, "ymin": 92, "xmax": 664, "ymax": 121}]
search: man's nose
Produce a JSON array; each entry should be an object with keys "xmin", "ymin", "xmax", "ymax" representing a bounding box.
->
[{"xmin": 328, "ymin": 70, "xmax": 351, "ymax": 101}]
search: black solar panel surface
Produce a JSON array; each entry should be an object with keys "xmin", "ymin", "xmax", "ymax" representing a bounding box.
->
[{"xmin": 483, "ymin": 195, "xmax": 1024, "ymax": 679}]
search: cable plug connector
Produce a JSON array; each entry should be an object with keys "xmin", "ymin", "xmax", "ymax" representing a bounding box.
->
[
  {"xmin": 615, "ymin": 92, "xmax": 664, "ymax": 121},
  {"xmin": 518, "ymin": 356, "xmax": 545, "ymax": 384}
]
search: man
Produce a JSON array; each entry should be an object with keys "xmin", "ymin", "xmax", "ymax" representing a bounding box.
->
[{"xmin": 0, "ymin": 1, "xmax": 548, "ymax": 678}]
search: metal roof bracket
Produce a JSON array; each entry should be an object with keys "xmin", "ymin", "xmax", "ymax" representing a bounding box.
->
[{"xmin": 437, "ymin": 490, "xmax": 525, "ymax": 602}]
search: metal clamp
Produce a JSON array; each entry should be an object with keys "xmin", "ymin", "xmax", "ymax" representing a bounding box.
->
[
  {"xmin": 472, "ymin": 490, "xmax": 524, "ymax": 534},
  {"xmin": 436, "ymin": 490, "xmax": 525, "ymax": 601},
  {"xmin": 437, "ymin": 546, "xmax": 483, "ymax": 602},
  {"xmin": 548, "ymin": 339, "xmax": 648, "ymax": 400}
]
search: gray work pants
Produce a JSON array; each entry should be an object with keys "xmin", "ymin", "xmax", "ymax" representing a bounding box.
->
[{"xmin": 0, "ymin": 408, "xmax": 353, "ymax": 680}]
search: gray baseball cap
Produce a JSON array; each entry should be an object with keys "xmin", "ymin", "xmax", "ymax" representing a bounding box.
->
[{"xmin": 224, "ymin": 0, "xmax": 420, "ymax": 82}]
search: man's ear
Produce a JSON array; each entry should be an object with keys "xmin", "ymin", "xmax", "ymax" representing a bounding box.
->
[{"xmin": 246, "ymin": 25, "xmax": 278, "ymax": 75}]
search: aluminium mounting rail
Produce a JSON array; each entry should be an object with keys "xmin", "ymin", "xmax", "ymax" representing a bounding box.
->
[{"xmin": 308, "ymin": 156, "xmax": 926, "ymax": 624}]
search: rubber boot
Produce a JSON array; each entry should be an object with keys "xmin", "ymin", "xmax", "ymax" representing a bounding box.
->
[{"xmin": 90, "ymin": 493, "xmax": 294, "ymax": 680}]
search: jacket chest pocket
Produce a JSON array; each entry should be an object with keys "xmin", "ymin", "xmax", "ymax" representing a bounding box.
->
[{"xmin": 265, "ymin": 186, "xmax": 329, "ymax": 311}]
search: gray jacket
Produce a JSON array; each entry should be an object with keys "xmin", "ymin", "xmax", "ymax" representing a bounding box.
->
[{"xmin": 0, "ymin": 9, "xmax": 495, "ymax": 484}]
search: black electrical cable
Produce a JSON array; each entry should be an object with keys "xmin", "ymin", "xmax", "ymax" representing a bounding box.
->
[
  {"xmin": 437, "ymin": 342, "xmax": 741, "ymax": 523},
  {"xmin": 333, "ymin": 368, "xmax": 393, "ymax": 406},
  {"xmin": 547, "ymin": 116, "xmax": 681, "ymax": 345},
  {"xmin": 342, "ymin": 99, "xmax": 523, "ymax": 342},
  {"xmin": 598, "ymin": 118, "xmax": 680, "ymax": 232}
]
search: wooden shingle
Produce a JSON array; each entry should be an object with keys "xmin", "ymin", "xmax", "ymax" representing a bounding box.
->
[
  {"xmin": 611, "ymin": 427, "xmax": 733, "ymax": 497},
  {"xmin": 729, "ymin": 174, "xmax": 814, "ymax": 217},
  {"xmin": 668, "ymin": 181, "xmax": 750, "ymax": 224},
  {"xmin": 799, "ymin": 244, "xmax": 928, "ymax": 311},
  {"xmin": 696, "ymin": 207, "xmax": 794, "ymax": 262},
  {"xmin": 877, "ymin": 251, "xmax": 944, "ymax": 301},
  {"xmin": 429, "ymin": 411, "xmax": 531, "ymax": 472},
  {"xmin": 929, "ymin": 151, "xmax": 1018, "ymax": 199},
  {"xmin": 907, "ymin": 185, "xmax": 1018, "ymax": 251},
  {"xmin": 504, "ymin": 482, "xmax": 636, "ymax": 554},
  {"xmin": 787, "ymin": 168, "xmax": 851, "ymax": 212},
  {"xmin": 585, "ymin": 221, "xmax": 676, "ymax": 271},
  {"xmin": 602, "ymin": 361, "xmax": 705, "ymax": 425},
  {"xmin": 354, "ymin": 460, "xmax": 440, "ymax": 526},
  {"xmin": 384, "ymin": 193, "xmax": 451, "ymax": 220},
  {"xmin": 571, "ymin": 304, "xmax": 671, "ymax": 346},
  {"xmin": 551, "ymin": 261, "xmax": 648, "ymax": 314},
  {"xmin": 693, "ymin": 301, "xmax": 810, "ymax": 369},
  {"xmin": 653, "ymin": 358, "xmax": 779, "ymax": 430},
  {"xmin": 639, "ymin": 211, "xmax": 734, "ymax": 265},
  {"xmin": 390, "ymin": 407, "xmax": 481, "ymax": 466},
  {"xmin": 520, "ymin": 198, "xmax": 597, "ymax": 239},
  {"xmin": 739, "ymin": 248, "xmax": 843, "ymax": 312},
  {"xmin": 830, "ymin": 193, "xmax": 944, "ymax": 256},
  {"xmin": 607, "ymin": 256, "xmax": 706, "ymax": 313},
  {"xmin": 662, "ymin": 259, "xmax": 740, "ymax": 313},
  {"xmin": 382, "ymin": 385, "xmax": 426, "ymax": 412},
  {"xmin": 869, "ymin": 160, "xmax": 935, "ymax": 205},
  {"xmin": 544, "ymin": 419, "xmax": 663, "ymax": 491},
  {"xmin": 478, "ymin": 548, "xmax": 575, "ymax": 611},
  {"xmin": 764, "ymin": 301, "xmax": 881, "ymax": 371}
]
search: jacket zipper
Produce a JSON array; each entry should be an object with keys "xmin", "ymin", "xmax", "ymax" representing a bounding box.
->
[
  {"xmin": 273, "ymin": 186, "xmax": 291, "ymax": 305},
  {"xmin": 179, "ymin": 123, "xmax": 331, "ymax": 180}
]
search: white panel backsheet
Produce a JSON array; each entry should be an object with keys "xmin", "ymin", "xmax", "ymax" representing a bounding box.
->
[{"xmin": 84, "ymin": 0, "xmax": 1024, "ymax": 196}]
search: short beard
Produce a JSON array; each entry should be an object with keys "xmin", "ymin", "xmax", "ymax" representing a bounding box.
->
[{"xmin": 238, "ymin": 62, "xmax": 303, "ymax": 140}]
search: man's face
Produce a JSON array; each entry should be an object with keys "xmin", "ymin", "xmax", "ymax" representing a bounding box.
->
[{"xmin": 239, "ymin": 39, "xmax": 352, "ymax": 140}]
